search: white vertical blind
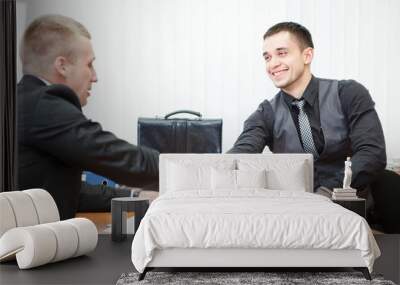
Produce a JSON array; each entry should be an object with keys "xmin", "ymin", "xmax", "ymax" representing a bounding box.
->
[{"xmin": 17, "ymin": 0, "xmax": 400, "ymax": 157}]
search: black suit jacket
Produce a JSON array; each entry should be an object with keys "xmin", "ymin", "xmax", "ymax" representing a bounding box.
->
[{"xmin": 17, "ymin": 75, "xmax": 159, "ymax": 219}]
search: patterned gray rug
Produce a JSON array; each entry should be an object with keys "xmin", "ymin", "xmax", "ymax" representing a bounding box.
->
[{"xmin": 116, "ymin": 271, "xmax": 396, "ymax": 285}]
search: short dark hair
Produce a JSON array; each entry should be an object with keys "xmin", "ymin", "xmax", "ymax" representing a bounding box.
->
[{"xmin": 263, "ymin": 22, "xmax": 314, "ymax": 50}]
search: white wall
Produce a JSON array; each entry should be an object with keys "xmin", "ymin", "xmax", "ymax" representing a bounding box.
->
[{"xmin": 16, "ymin": 0, "xmax": 400, "ymax": 157}]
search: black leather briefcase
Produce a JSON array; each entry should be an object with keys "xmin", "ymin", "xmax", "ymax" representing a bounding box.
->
[{"xmin": 138, "ymin": 110, "xmax": 222, "ymax": 153}]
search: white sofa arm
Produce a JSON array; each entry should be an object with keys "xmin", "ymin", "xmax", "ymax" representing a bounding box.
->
[
  {"xmin": 24, "ymin": 188, "xmax": 60, "ymax": 223},
  {"xmin": 0, "ymin": 189, "xmax": 59, "ymax": 237},
  {"xmin": 0, "ymin": 225, "xmax": 57, "ymax": 268},
  {"xmin": 0, "ymin": 218, "xmax": 98, "ymax": 269},
  {"xmin": 0, "ymin": 189, "xmax": 98, "ymax": 269},
  {"xmin": 64, "ymin": 218, "xmax": 98, "ymax": 257}
]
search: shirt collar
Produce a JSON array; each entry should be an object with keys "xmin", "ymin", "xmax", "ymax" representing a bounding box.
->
[
  {"xmin": 23, "ymin": 74, "xmax": 51, "ymax": 86},
  {"xmin": 37, "ymin": 76, "xmax": 51, "ymax": 86},
  {"xmin": 282, "ymin": 75, "xmax": 318, "ymax": 107}
]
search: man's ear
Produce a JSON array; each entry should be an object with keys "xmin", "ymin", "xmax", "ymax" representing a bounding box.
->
[
  {"xmin": 54, "ymin": 56, "xmax": 69, "ymax": 77},
  {"xmin": 303, "ymin": 47, "xmax": 314, "ymax": 65}
]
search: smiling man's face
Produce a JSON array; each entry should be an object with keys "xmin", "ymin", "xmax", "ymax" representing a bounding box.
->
[{"xmin": 262, "ymin": 31, "xmax": 313, "ymax": 96}]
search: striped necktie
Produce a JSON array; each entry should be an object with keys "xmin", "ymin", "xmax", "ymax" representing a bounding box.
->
[{"xmin": 292, "ymin": 99, "xmax": 319, "ymax": 158}]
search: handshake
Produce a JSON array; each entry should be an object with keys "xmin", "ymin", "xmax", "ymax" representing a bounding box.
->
[{"xmin": 115, "ymin": 185, "xmax": 142, "ymax": 197}]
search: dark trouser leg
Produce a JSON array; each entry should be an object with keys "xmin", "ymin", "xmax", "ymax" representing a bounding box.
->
[{"xmin": 371, "ymin": 170, "xmax": 400, "ymax": 233}]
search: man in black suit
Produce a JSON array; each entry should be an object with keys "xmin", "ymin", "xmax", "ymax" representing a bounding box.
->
[{"xmin": 18, "ymin": 14, "xmax": 159, "ymax": 219}]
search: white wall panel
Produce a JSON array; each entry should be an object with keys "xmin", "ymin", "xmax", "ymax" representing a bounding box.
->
[
  {"xmin": 385, "ymin": 0, "xmax": 400, "ymax": 159},
  {"xmin": 189, "ymin": 0, "xmax": 206, "ymax": 115},
  {"xmin": 16, "ymin": 0, "xmax": 400, "ymax": 157}
]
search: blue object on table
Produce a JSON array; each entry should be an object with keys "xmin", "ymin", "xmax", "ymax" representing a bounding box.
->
[{"xmin": 83, "ymin": 171, "xmax": 117, "ymax": 188}]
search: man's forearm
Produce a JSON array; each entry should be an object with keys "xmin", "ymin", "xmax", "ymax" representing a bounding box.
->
[
  {"xmin": 228, "ymin": 131, "xmax": 267, "ymax": 153},
  {"xmin": 351, "ymin": 150, "xmax": 386, "ymax": 190},
  {"xmin": 228, "ymin": 108, "xmax": 272, "ymax": 154}
]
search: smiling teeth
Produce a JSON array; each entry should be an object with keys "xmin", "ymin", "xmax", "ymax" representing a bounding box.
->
[{"xmin": 273, "ymin": 70, "xmax": 287, "ymax": 76}]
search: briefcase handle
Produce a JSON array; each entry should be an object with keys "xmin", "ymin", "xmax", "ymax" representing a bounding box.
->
[{"xmin": 164, "ymin": 110, "xmax": 202, "ymax": 119}]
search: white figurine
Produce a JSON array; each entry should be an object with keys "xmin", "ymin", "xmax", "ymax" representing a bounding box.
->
[{"xmin": 342, "ymin": 157, "xmax": 352, "ymax": 189}]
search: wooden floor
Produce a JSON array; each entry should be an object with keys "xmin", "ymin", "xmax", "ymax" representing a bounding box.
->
[{"xmin": 0, "ymin": 234, "xmax": 398, "ymax": 285}]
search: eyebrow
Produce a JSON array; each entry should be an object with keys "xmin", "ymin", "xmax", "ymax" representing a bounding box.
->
[{"xmin": 262, "ymin": 47, "xmax": 288, "ymax": 57}]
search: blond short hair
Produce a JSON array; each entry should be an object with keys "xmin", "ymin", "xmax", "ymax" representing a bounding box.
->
[{"xmin": 20, "ymin": 14, "xmax": 91, "ymax": 76}]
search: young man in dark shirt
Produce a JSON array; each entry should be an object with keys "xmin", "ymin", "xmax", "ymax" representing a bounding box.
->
[
  {"xmin": 229, "ymin": 22, "xmax": 399, "ymax": 232},
  {"xmin": 18, "ymin": 15, "xmax": 159, "ymax": 219}
]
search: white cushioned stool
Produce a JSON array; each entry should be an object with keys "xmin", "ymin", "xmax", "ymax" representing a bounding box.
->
[{"xmin": 0, "ymin": 189, "xmax": 98, "ymax": 269}]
